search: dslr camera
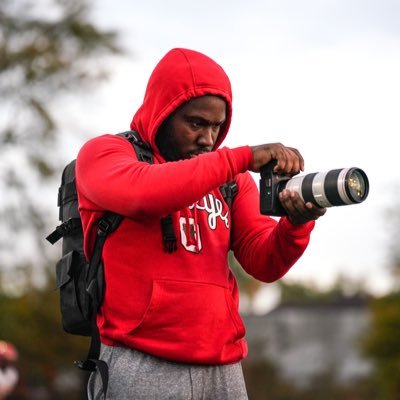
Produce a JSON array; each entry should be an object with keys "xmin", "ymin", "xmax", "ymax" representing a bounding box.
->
[{"xmin": 260, "ymin": 161, "xmax": 369, "ymax": 216}]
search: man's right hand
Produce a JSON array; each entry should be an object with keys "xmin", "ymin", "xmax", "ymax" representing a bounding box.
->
[{"xmin": 250, "ymin": 143, "xmax": 304, "ymax": 175}]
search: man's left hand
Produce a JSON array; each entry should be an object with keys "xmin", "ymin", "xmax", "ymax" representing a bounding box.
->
[{"xmin": 279, "ymin": 189, "xmax": 327, "ymax": 225}]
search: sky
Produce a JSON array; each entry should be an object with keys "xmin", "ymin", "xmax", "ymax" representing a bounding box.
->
[{"xmin": 58, "ymin": 0, "xmax": 400, "ymax": 301}]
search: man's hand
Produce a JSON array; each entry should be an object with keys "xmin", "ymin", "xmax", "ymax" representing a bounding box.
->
[
  {"xmin": 279, "ymin": 189, "xmax": 327, "ymax": 225},
  {"xmin": 250, "ymin": 143, "xmax": 304, "ymax": 174},
  {"xmin": 251, "ymin": 142, "xmax": 326, "ymax": 224}
]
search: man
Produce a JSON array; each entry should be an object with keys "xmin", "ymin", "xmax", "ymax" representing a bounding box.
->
[{"xmin": 76, "ymin": 48, "xmax": 326, "ymax": 399}]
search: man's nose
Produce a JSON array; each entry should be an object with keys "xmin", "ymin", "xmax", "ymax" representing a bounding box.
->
[{"xmin": 198, "ymin": 127, "xmax": 216, "ymax": 147}]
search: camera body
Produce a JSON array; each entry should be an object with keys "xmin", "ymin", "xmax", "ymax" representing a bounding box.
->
[
  {"xmin": 259, "ymin": 162, "xmax": 291, "ymax": 216},
  {"xmin": 260, "ymin": 161, "xmax": 369, "ymax": 216}
]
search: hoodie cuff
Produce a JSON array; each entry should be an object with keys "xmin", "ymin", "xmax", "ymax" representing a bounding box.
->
[
  {"xmin": 278, "ymin": 217, "xmax": 315, "ymax": 237},
  {"xmin": 226, "ymin": 146, "xmax": 254, "ymax": 174}
]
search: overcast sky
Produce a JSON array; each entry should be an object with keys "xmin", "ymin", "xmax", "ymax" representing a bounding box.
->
[{"xmin": 59, "ymin": 0, "xmax": 400, "ymax": 297}]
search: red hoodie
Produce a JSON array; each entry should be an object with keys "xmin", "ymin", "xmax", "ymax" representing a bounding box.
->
[{"xmin": 76, "ymin": 48, "xmax": 315, "ymax": 365}]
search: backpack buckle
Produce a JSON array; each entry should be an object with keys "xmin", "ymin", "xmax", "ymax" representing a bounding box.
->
[
  {"xmin": 97, "ymin": 219, "xmax": 111, "ymax": 236},
  {"xmin": 138, "ymin": 152, "xmax": 153, "ymax": 163},
  {"xmin": 75, "ymin": 359, "xmax": 96, "ymax": 371}
]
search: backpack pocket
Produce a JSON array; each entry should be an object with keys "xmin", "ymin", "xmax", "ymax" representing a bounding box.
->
[{"xmin": 56, "ymin": 250, "xmax": 92, "ymax": 336}]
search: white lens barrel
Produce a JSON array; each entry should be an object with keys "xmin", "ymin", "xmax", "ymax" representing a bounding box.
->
[
  {"xmin": 284, "ymin": 167, "xmax": 368, "ymax": 208},
  {"xmin": 285, "ymin": 176, "xmax": 304, "ymax": 201}
]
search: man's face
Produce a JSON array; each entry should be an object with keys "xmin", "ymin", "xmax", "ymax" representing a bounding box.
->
[{"xmin": 156, "ymin": 95, "xmax": 227, "ymax": 161}]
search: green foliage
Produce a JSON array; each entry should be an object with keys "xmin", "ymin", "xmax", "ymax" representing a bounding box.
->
[
  {"xmin": 384, "ymin": 188, "xmax": 400, "ymax": 285},
  {"xmin": 0, "ymin": 1, "xmax": 124, "ymax": 397},
  {"xmin": 243, "ymin": 357, "xmax": 377, "ymax": 400},
  {"xmin": 228, "ymin": 251, "xmax": 262, "ymax": 301},
  {"xmin": 242, "ymin": 356, "xmax": 295, "ymax": 400},
  {"xmin": 360, "ymin": 198, "xmax": 400, "ymax": 398},
  {"xmin": 0, "ymin": 268, "xmax": 90, "ymax": 398},
  {"xmin": 0, "ymin": 0, "xmax": 124, "ymax": 280},
  {"xmin": 0, "ymin": 0, "xmax": 122, "ymax": 169},
  {"xmin": 362, "ymin": 291, "xmax": 400, "ymax": 399},
  {"xmin": 278, "ymin": 275, "xmax": 370, "ymax": 306}
]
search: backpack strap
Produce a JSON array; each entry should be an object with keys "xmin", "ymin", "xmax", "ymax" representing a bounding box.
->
[
  {"xmin": 118, "ymin": 131, "xmax": 177, "ymax": 253},
  {"xmin": 86, "ymin": 212, "xmax": 124, "ymax": 306},
  {"xmin": 117, "ymin": 130, "xmax": 154, "ymax": 164},
  {"xmin": 77, "ymin": 131, "xmax": 165, "ymax": 398},
  {"xmin": 219, "ymin": 180, "xmax": 238, "ymax": 209},
  {"xmin": 161, "ymin": 215, "xmax": 178, "ymax": 253},
  {"xmin": 76, "ymin": 212, "xmax": 123, "ymax": 398}
]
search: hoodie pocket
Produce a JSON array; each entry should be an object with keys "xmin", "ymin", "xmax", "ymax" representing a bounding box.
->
[{"xmin": 129, "ymin": 279, "xmax": 246, "ymax": 364}]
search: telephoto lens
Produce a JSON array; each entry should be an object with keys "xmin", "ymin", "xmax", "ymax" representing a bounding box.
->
[
  {"xmin": 260, "ymin": 163, "xmax": 369, "ymax": 216},
  {"xmin": 286, "ymin": 168, "xmax": 369, "ymax": 207}
]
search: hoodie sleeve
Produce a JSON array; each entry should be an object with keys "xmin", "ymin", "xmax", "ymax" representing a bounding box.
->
[
  {"xmin": 230, "ymin": 172, "xmax": 315, "ymax": 283},
  {"xmin": 76, "ymin": 134, "xmax": 253, "ymax": 218}
]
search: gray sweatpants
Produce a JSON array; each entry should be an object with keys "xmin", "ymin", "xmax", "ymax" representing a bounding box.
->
[{"xmin": 87, "ymin": 344, "xmax": 248, "ymax": 400}]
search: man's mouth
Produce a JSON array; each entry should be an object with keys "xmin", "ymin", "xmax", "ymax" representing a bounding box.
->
[{"xmin": 189, "ymin": 150, "xmax": 210, "ymax": 158}]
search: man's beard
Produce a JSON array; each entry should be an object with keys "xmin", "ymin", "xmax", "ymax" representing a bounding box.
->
[
  {"xmin": 156, "ymin": 132, "xmax": 184, "ymax": 161},
  {"xmin": 155, "ymin": 119, "xmax": 189, "ymax": 161},
  {"xmin": 155, "ymin": 118, "xmax": 211, "ymax": 161}
]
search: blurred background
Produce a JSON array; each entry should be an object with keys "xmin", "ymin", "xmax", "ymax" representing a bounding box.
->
[{"xmin": 0, "ymin": 0, "xmax": 399, "ymax": 398}]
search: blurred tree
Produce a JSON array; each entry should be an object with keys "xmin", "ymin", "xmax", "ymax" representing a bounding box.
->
[
  {"xmin": 361, "ymin": 196, "xmax": 400, "ymax": 399},
  {"xmin": 385, "ymin": 189, "xmax": 400, "ymax": 287},
  {"xmin": 0, "ymin": 1, "xmax": 124, "ymax": 397},
  {"xmin": 0, "ymin": 0, "xmax": 123, "ymax": 289},
  {"xmin": 0, "ymin": 267, "xmax": 90, "ymax": 399},
  {"xmin": 243, "ymin": 355, "xmax": 376, "ymax": 400},
  {"xmin": 228, "ymin": 251, "xmax": 263, "ymax": 311},
  {"xmin": 229, "ymin": 250, "xmax": 370, "ymax": 315},
  {"xmin": 278, "ymin": 275, "xmax": 370, "ymax": 305},
  {"xmin": 362, "ymin": 291, "xmax": 400, "ymax": 399}
]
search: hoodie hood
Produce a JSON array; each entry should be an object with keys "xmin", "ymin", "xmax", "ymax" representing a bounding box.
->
[{"xmin": 130, "ymin": 48, "xmax": 232, "ymax": 157}]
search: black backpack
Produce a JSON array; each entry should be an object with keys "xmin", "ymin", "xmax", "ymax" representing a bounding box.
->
[{"xmin": 46, "ymin": 130, "xmax": 238, "ymax": 397}]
